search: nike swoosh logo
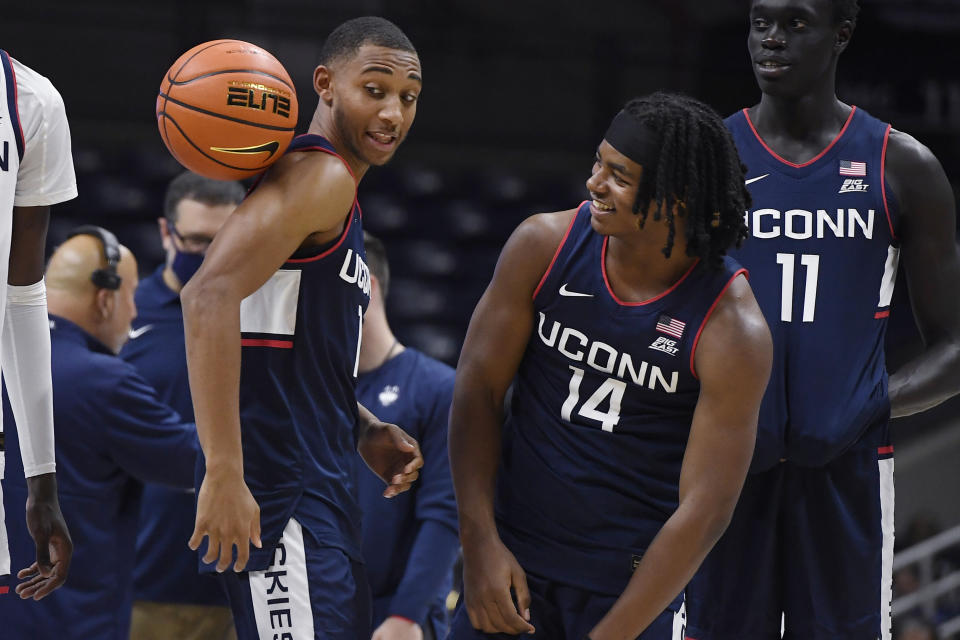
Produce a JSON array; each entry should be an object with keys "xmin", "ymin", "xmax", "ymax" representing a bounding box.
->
[
  {"xmin": 559, "ymin": 284, "xmax": 593, "ymax": 298},
  {"xmin": 209, "ymin": 140, "xmax": 281, "ymax": 160},
  {"xmin": 128, "ymin": 324, "xmax": 154, "ymax": 339},
  {"xmin": 745, "ymin": 174, "xmax": 770, "ymax": 185}
]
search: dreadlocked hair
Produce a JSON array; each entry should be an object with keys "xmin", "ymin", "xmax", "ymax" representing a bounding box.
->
[{"xmin": 626, "ymin": 92, "xmax": 751, "ymax": 270}]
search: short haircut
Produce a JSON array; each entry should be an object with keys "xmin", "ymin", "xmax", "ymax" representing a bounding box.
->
[
  {"xmin": 363, "ymin": 231, "xmax": 390, "ymax": 299},
  {"xmin": 163, "ymin": 171, "xmax": 245, "ymax": 223},
  {"xmin": 832, "ymin": 0, "xmax": 860, "ymax": 25},
  {"xmin": 318, "ymin": 16, "xmax": 416, "ymax": 67}
]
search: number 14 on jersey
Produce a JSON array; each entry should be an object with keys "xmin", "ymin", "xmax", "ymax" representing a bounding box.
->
[{"xmin": 561, "ymin": 365, "xmax": 625, "ymax": 432}]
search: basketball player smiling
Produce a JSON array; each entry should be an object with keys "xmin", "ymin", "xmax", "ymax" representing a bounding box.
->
[
  {"xmin": 181, "ymin": 17, "xmax": 424, "ymax": 640},
  {"xmin": 448, "ymin": 93, "xmax": 773, "ymax": 640}
]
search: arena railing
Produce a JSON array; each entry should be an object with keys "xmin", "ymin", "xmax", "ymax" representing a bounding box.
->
[{"xmin": 892, "ymin": 523, "xmax": 960, "ymax": 638}]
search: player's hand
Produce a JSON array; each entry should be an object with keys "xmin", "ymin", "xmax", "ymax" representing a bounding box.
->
[
  {"xmin": 462, "ymin": 532, "xmax": 536, "ymax": 635},
  {"xmin": 188, "ymin": 466, "xmax": 261, "ymax": 572},
  {"xmin": 371, "ymin": 616, "xmax": 423, "ymax": 640},
  {"xmin": 18, "ymin": 473, "xmax": 72, "ymax": 600},
  {"xmin": 357, "ymin": 419, "xmax": 423, "ymax": 498}
]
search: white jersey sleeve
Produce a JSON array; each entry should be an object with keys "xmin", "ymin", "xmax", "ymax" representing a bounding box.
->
[{"xmin": 11, "ymin": 56, "xmax": 77, "ymax": 207}]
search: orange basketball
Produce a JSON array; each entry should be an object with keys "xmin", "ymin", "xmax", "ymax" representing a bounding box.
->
[{"xmin": 156, "ymin": 40, "xmax": 299, "ymax": 181}]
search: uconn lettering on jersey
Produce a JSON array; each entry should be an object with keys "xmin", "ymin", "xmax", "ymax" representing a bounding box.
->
[
  {"xmin": 1, "ymin": 140, "xmax": 10, "ymax": 172},
  {"xmin": 338, "ymin": 248, "xmax": 371, "ymax": 296},
  {"xmin": 745, "ymin": 208, "xmax": 874, "ymax": 240},
  {"xmin": 537, "ymin": 312, "xmax": 679, "ymax": 394}
]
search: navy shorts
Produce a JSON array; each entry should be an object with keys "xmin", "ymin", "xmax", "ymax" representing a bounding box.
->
[
  {"xmin": 218, "ymin": 518, "xmax": 371, "ymax": 640},
  {"xmin": 447, "ymin": 570, "xmax": 686, "ymax": 640},
  {"xmin": 686, "ymin": 436, "xmax": 895, "ymax": 640}
]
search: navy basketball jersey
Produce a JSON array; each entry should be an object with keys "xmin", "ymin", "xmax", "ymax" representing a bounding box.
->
[
  {"xmin": 495, "ymin": 202, "xmax": 746, "ymax": 596},
  {"xmin": 216, "ymin": 134, "xmax": 371, "ymax": 572},
  {"xmin": 727, "ymin": 107, "xmax": 899, "ymax": 470}
]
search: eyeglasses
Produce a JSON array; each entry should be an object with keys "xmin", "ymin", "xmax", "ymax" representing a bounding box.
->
[{"xmin": 168, "ymin": 223, "xmax": 214, "ymax": 253}]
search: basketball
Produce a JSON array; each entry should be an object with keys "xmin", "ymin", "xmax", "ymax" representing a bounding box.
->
[{"xmin": 156, "ymin": 39, "xmax": 299, "ymax": 181}]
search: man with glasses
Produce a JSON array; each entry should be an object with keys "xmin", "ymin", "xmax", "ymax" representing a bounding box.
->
[{"xmin": 121, "ymin": 171, "xmax": 244, "ymax": 640}]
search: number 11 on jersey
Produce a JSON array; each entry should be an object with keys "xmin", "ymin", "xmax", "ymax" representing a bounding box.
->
[{"xmin": 776, "ymin": 253, "xmax": 820, "ymax": 323}]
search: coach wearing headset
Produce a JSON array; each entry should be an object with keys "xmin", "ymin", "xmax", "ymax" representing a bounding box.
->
[{"xmin": 0, "ymin": 227, "xmax": 199, "ymax": 640}]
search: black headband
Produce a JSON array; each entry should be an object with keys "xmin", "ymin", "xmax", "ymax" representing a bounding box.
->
[{"xmin": 603, "ymin": 110, "xmax": 660, "ymax": 168}]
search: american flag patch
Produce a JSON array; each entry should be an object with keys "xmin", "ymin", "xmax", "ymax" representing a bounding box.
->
[
  {"xmin": 839, "ymin": 160, "xmax": 867, "ymax": 176},
  {"xmin": 656, "ymin": 315, "xmax": 686, "ymax": 339}
]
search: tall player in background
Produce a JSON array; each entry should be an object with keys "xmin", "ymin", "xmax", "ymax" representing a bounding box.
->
[
  {"xmin": 449, "ymin": 93, "xmax": 772, "ymax": 639},
  {"xmin": 0, "ymin": 50, "xmax": 74, "ymax": 601},
  {"xmin": 182, "ymin": 18, "xmax": 424, "ymax": 640},
  {"xmin": 686, "ymin": 1, "xmax": 960, "ymax": 639},
  {"xmin": 356, "ymin": 232, "xmax": 459, "ymax": 640}
]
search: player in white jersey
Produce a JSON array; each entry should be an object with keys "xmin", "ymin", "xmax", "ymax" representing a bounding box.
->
[{"xmin": 0, "ymin": 50, "xmax": 75, "ymax": 600}]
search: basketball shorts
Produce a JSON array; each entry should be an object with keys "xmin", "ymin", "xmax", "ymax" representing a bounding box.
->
[
  {"xmin": 218, "ymin": 517, "xmax": 372, "ymax": 640},
  {"xmin": 447, "ymin": 570, "xmax": 687, "ymax": 639},
  {"xmin": 686, "ymin": 432, "xmax": 894, "ymax": 640}
]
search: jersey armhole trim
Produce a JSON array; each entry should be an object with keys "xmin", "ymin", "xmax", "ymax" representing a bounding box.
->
[
  {"xmin": 880, "ymin": 125, "xmax": 898, "ymax": 242},
  {"xmin": 284, "ymin": 145, "xmax": 361, "ymax": 264},
  {"xmin": 1, "ymin": 50, "xmax": 25, "ymax": 161},
  {"xmin": 689, "ymin": 268, "xmax": 749, "ymax": 379},
  {"xmin": 291, "ymin": 142, "xmax": 359, "ymax": 187},
  {"xmin": 532, "ymin": 205, "xmax": 582, "ymax": 301}
]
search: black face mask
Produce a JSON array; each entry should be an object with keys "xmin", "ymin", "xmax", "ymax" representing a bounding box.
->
[{"xmin": 171, "ymin": 247, "xmax": 204, "ymax": 285}]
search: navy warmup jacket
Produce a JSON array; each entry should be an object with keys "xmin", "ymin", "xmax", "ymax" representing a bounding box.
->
[{"xmin": 0, "ymin": 315, "xmax": 198, "ymax": 640}]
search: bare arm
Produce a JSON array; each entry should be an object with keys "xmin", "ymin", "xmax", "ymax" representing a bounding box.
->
[
  {"xmin": 7, "ymin": 206, "xmax": 48, "ymax": 283},
  {"xmin": 588, "ymin": 276, "xmax": 772, "ymax": 639},
  {"xmin": 183, "ymin": 151, "xmax": 356, "ymax": 572},
  {"xmin": 884, "ymin": 131, "xmax": 960, "ymax": 417},
  {"xmin": 356, "ymin": 401, "xmax": 423, "ymax": 498},
  {"xmin": 450, "ymin": 210, "xmax": 573, "ymax": 635}
]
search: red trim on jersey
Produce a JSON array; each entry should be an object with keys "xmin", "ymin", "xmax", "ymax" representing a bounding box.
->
[
  {"xmin": 241, "ymin": 338, "xmax": 293, "ymax": 349},
  {"xmin": 283, "ymin": 144, "xmax": 360, "ymax": 264},
  {"xmin": 690, "ymin": 269, "xmax": 749, "ymax": 379},
  {"xmin": 290, "ymin": 141, "xmax": 359, "ymax": 185},
  {"xmin": 601, "ymin": 239, "xmax": 700, "ymax": 307},
  {"xmin": 874, "ymin": 310, "xmax": 890, "ymax": 319},
  {"xmin": 880, "ymin": 125, "xmax": 898, "ymax": 241},
  {"xmin": 285, "ymin": 197, "xmax": 360, "ymax": 264},
  {"xmin": 284, "ymin": 205, "xmax": 357, "ymax": 264},
  {"xmin": 0, "ymin": 587, "xmax": 9, "ymax": 595},
  {"xmin": 387, "ymin": 616, "xmax": 417, "ymax": 625},
  {"xmin": 878, "ymin": 445, "xmax": 894, "ymax": 455},
  {"xmin": 743, "ymin": 106, "xmax": 857, "ymax": 169},
  {"xmin": 532, "ymin": 206, "xmax": 581, "ymax": 300}
]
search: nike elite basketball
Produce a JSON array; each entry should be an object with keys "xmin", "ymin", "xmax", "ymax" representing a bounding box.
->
[{"xmin": 156, "ymin": 40, "xmax": 299, "ymax": 180}]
